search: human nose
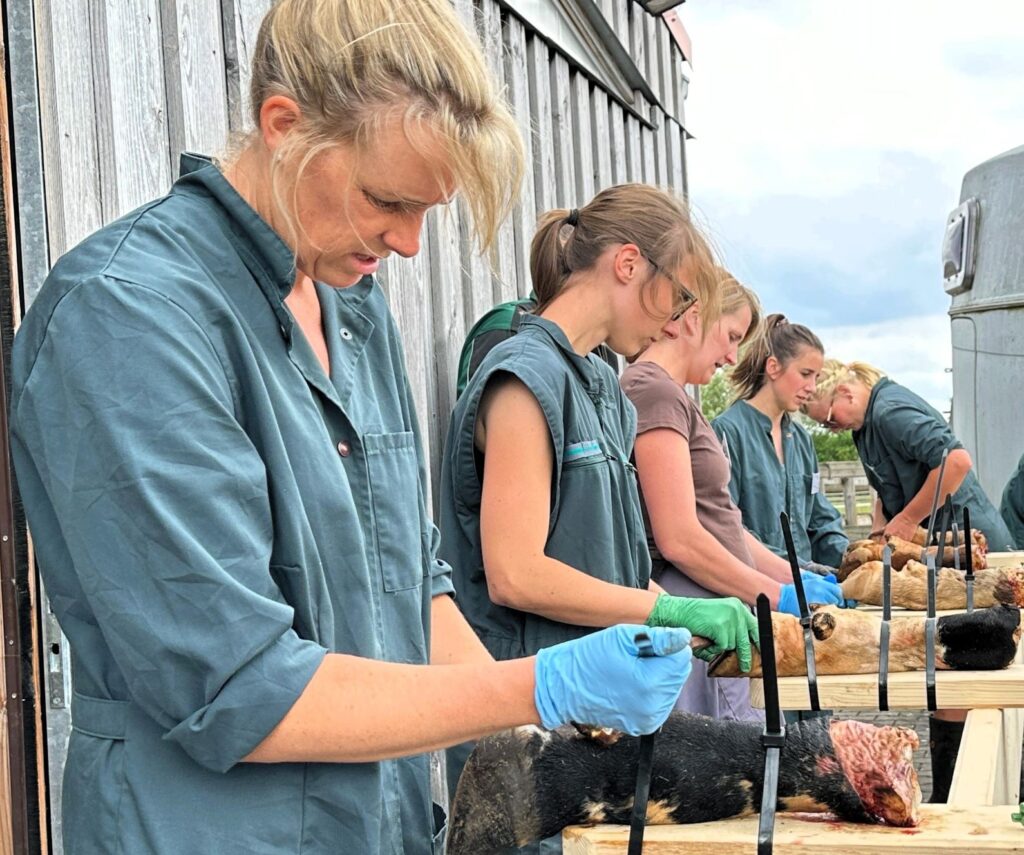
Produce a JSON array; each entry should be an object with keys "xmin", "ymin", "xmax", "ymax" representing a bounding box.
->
[
  {"xmin": 383, "ymin": 212, "xmax": 426, "ymax": 258},
  {"xmin": 723, "ymin": 346, "xmax": 739, "ymax": 366}
]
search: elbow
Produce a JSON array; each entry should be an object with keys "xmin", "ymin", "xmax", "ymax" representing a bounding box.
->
[
  {"xmin": 948, "ymin": 448, "xmax": 972, "ymax": 477},
  {"xmin": 484, "ymin": 561, "xmax": 533, "ymax": 611}
]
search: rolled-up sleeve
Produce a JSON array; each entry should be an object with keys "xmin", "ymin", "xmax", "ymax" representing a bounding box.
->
[
  {"xmin": 12, "ymin": 278, "xmax": 326, "ymax": 772},
  {"xmin": 878, "ymin": 402, "xmax": 962, "ymax": 469}
]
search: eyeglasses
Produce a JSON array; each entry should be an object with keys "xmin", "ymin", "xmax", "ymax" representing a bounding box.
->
[
  {"xmin": 642, "ymin": 255, "xmax": 698, "ymax": 319},
  {"xmin": 822, "ymin": 395, "xmax": 841, "ymax": 430}
]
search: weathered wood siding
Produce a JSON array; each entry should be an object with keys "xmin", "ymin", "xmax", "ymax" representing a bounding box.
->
[
  {"xmin": 27, "ymin": 0, "xmax": 690, "ymax": 500},
  {"xmin": 16, "ymin": 1, "xmax": 690, "ymax": 845}
]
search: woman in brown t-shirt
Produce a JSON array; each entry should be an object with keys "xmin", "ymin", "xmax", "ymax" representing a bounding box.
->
[{"xmin": 621, "ymin": 274, "xmax": 844, "ymax": 721}]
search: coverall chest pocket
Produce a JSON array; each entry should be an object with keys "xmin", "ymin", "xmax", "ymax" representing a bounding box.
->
[{"xmin": 365, "ymin": 432, "xmax": 424, "ymax": 592}]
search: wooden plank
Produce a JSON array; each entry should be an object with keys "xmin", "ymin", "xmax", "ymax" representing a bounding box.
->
[
  {"xmin": 452, "ymin": 0, "xmax": 494, "ymax": 325},
  {"xmin": 667, "ymin": 118, "xmax": 684, "ymax": 197},
  {"xmin": 642, "ymin": 13, "xmax": 659, "ymax": 107},
  {"xmin": 653, "ymin": 111, "xmax": 668, "ymax": 188},
  {"xmin": 571, "ymin": 71, "xmax": 595, "ymax": 203},
  {"xmin": 627, "ymin": 3, "xmax": 645, "ymax": 96},
  {"xmin": 160, "ymin": 0, "xmax": 230, "ymax": 158},
  {"xmin": 34, "ymin": 0, "xmax": 104, "ymax": 258},
  {"xmin": 641, "ymin": 123, "xmax": 657, "ymax": 185},
  {"xmin": 613, "ymin": 0, "xmax": 630, "ymax": 56},
  {"xmin": 564, "ymin": 805, "xmax": 1024, "ymax": 853},
  {"xmin": 504, "ymin": 16, "xmax": 537, "ymax": 299},
  {"xmin": 591, "ymin": 86, "xmax": 613, "ymax": 194},
  {"xmin": 527, "ymin": 35, "xmax": 557, "ymax": 216},
  {"xmin": 948, "ymin": 709, "xmax": 1003, "ymax": 807},
  {"xmin": 988, "ymin": 552, "xmax": 1024, "ymax": 569},
  {"xmin": 94, "ymin": 0, "xmax": 173, "ymax": 217},
  {"xmin": 998, "ymin": 707, "xmax": 1024, "ymax": 804},
  {"xmin": 224, "ymin": 0, "xmax": 274, "ymax": 132},
  {"xmin": 659, "ymin": 15, "xmax": 677, "ymax": 121},
  {"xmin": 550, "ymin": 54, "xmax": 577, "ymax": 208},
  {"xmin": 610, "ymin": 101, "xmax": 627, "ymax": 185},
  {"xmin": 625, "ymin": 114, "xmax": 642, "ymax": 184},
  {"xmin": 478, "ymin": 0, "xmax": 517, "ymax": 303},
  {"xmin": 749, "ymin": 662, "xmax": 1024, "ymax": 711},
  {"xmin": 427, "ymin": 205, "xmax": 467, "ymax": 464}
]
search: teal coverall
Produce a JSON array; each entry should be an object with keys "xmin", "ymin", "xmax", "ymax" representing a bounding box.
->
[
  {"xmin": 10, "ymin": 155, "xmax": 452, "ymax": 854},
  {"xmin": 713, "ymin": 400, "xmax": 848, "ymax": 568},
  {"xmin": 1000, "ymin": 454, "xmax": 1024, "ymax": 549},
  {"xmin": 853, "ymin": 378, "xmax": 1013, "ymax": 550},
  {"xmin": 439, "ymin": 315, "xmax": 650, "ymax": 854}
]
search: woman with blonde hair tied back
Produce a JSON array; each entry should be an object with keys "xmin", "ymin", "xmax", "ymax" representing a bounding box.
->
[
  {"xmin": 804, "ymin": 358, "xmax": 1011, "ymax": 549},
  {"xmin": 8, "ymin": 3, "xmax": 699, "ymax": 851},
  {"xmin": 803, "ymin": 356, "xmax": 1013, "ymax": 803},
  {"xmin": 622, "ymin": 276, "xmax": 846, "ymax": 721}
]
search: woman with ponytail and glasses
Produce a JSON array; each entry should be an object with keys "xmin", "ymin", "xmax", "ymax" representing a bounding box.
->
[
  {"xmin": 712, "ymin": 314, "xmax": 848, "ymax": 572},
  {"xmin": 622, "ymin": 278, "xmax": 846, "ymax": 721},
  {"xmin": 440, "ymin": 187, "xmax": 760, "ymax": 851}
]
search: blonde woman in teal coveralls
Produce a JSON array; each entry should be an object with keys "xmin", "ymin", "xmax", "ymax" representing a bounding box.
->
[
  {"xmin": 804, "ymin": 358, "xmax": 1012, "ymax": 803},
  {"xmin": 7, "ymin": 3, "xmax": 697, "ymax": 852}
]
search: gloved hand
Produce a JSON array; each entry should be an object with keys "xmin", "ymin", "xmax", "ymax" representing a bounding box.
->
[
  {"xmin": 778, "ymin": 574, "xmax": 844, "ymax": 616},
  {"xmin": 801, "ymin": 562, "xmax": 838, "ymax": 578},
  {"xmin": 534, "ymin": 625, "xmax": 692, "ymax": 735},
  {"xmin": 646, "ymin": 594, "xmax": 758, "ymax": 672}
]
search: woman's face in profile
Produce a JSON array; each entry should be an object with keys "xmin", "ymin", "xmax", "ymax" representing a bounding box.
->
[{"xmin": 690, "ymin": 306, "xmax": 752, "ymax": 385}]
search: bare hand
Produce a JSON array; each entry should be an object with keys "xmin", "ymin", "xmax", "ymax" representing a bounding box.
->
[{"xmin": 882, "ymin": 513, "xmax": 918, "ymax": 542}]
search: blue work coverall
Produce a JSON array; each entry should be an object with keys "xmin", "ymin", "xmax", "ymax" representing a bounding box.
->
[
  {"xmin": 713, "ymin": 400, "xmax": 848, "ymax": 568},
  {"xmin": 10, "ymin": 154, "xmax": 451, "ymax": 854},
  {"xmin": 854, "ymin": 378, "xmax": 1013, "ymax": 549}
]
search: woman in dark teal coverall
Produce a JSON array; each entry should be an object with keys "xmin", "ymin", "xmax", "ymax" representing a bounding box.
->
[
  {"xmin": 7, "ymin": 3, "xmax": 696, "ymax": 852},
  {"xmin": 440, "ymin": 188, "xmax": 760, "ymax": 853},
  {"xmin": 713, "ymin": 314, "xmax": 848, "ymax": 570},
  {"xmin": 803, "ymin": 357, "xmax": 1012, "ymax": 804}
]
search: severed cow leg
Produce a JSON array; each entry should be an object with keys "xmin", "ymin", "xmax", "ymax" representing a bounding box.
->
[
  {"xmin": 840, "ymin": 560, "xmax": 1024, "ymax": 610},
  {"xmin": 707, "ymin": 604, "xmax": 1021, "ymax": 678},
  {"xmin": 447, "ymin": 714, "xmax": 920, "ymax": 855},
  {"xmin": 838, "ymin": 536, "xmax": 987, "ymax": 581}
]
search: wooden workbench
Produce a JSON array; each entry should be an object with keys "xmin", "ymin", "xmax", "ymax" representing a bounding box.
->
[
  {"xmin": 988, "ymin": 552, "xmax": 1024, "ymax": 569},
  {"xmin": 749, "ymin": 663, "xmax": 1024, "ymax": 710},
  {"xmin": 563, "ymin": 805, "xmax": 1024, "ymax": 853}
]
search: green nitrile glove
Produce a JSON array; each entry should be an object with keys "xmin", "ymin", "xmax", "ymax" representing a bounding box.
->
[{"xmin": 646, "ymin": 594, "xmax": 759, "ymax": 672}]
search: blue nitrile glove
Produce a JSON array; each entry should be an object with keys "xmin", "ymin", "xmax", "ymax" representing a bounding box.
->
[
  {"xmin": 778, "ymin": 574, "xmax": 844, "ymax": 616},
  {"xmin": 533, "ymin": 625, "xmax": 693, "ymax": 735}
]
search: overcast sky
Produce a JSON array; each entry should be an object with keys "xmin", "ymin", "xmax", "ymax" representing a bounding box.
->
[{"xmin": 680, "ymin": 0, "xmax": 1024, "ymax": 412}]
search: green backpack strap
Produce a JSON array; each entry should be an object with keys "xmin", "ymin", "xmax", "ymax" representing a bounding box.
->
[{"xmin": 456, "ymin": 298, "xmax": 537, "ymax": 397}]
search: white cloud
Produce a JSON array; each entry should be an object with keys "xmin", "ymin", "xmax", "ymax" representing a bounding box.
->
[{"xmin": 678, "ymin": 0, "xmax": 1024, "ymax": 410}]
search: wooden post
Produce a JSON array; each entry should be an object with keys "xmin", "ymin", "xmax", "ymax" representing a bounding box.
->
[{"xmin": 843, "ymin": 476, "xmax": 858, "ymax": 527}]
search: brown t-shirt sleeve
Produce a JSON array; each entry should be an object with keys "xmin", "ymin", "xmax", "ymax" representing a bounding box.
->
[{"xmin": 621, "ymin": 362, "xmax": 693, "ymax": 443}]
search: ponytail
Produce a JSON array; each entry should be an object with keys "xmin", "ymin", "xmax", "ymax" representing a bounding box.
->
[{"xmin": 528, "ymin": 184, "xmax": 721, "ymax": 321}]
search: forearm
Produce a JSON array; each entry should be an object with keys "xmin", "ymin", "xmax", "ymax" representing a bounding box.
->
[
  {"xmin": 245, "ymin": 653, "xmax": 538, "ymax": 764},
  {"xmin": 900, "ymin": 453, "xmax": 971, "ymax": 524},
  {"xmin": 659, "ymin": 526, "xmax": 783, "ymax": 607},
  {"xmin": 487, "ymin": 554, "xmax": 659, "ymax": 626},
  {"xmin": 431, "ymin": 594, "xmax": 494, "ymax": 666},
  {"xmin": 743, "ymin": 531, "xmax": 794, "ymax": 583}
]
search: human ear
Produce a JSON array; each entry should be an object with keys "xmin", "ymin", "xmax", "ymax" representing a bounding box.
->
[
  {"xmin": 613, "ymin": 243, "xmax": 644, "ymax": 284},
  {"xmin": 259, "ymin": 95, "xmax": 303, "ymax": 154},
  {"xmin": 765, "ymin": 355, "xmax": 782, "ymax": 380}
]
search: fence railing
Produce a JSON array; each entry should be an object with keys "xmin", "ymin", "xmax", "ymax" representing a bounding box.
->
[{"xmin": 819, "ymin": 460, "xmax": 876, "ymax": 540}]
